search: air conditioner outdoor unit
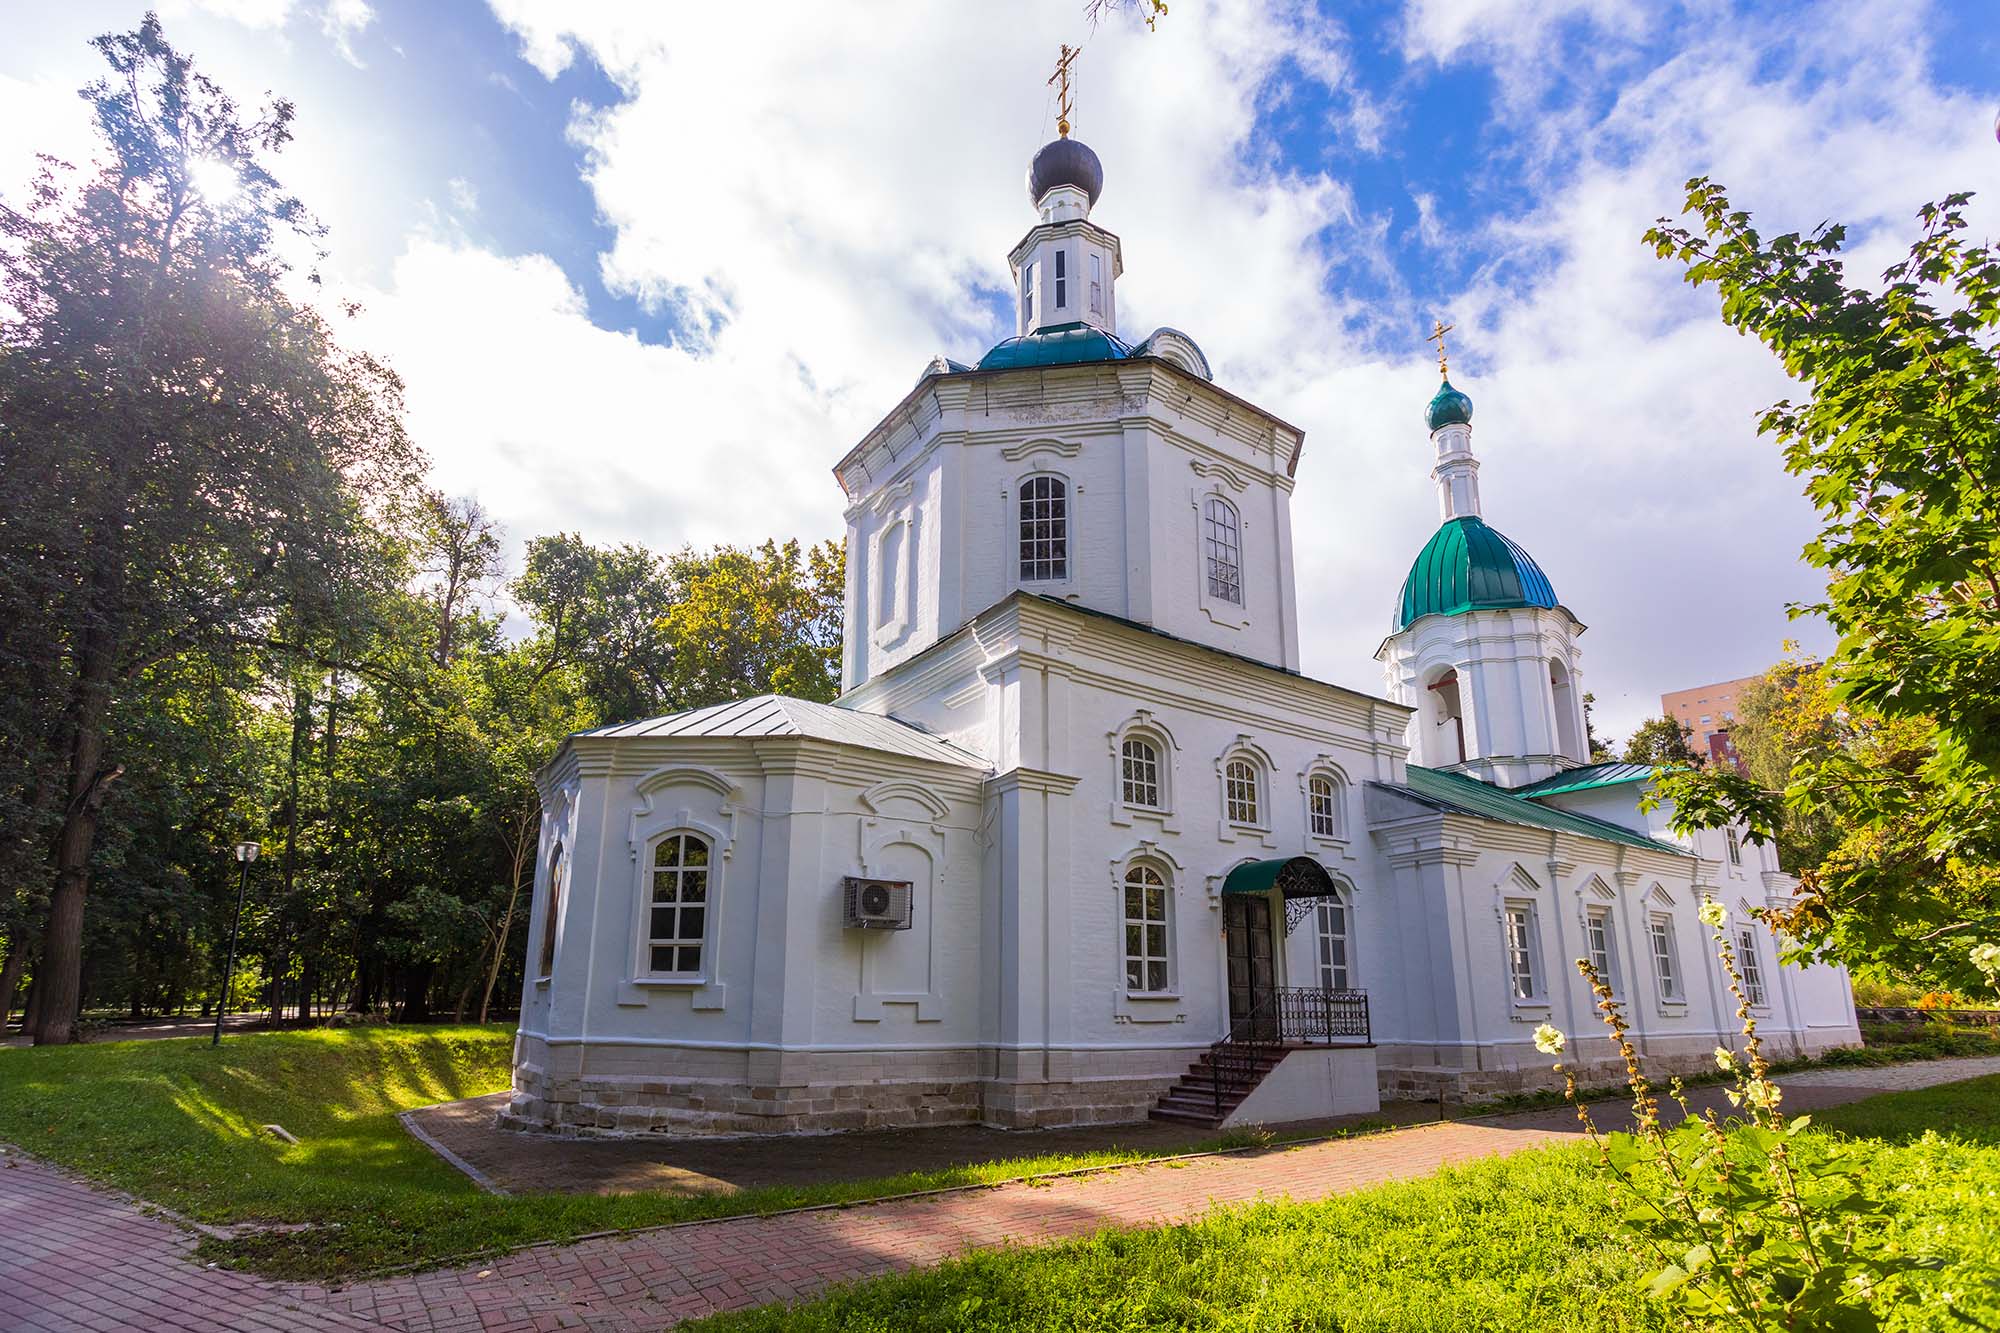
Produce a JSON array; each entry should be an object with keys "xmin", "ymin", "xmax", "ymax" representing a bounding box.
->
[{"xmin": 842, "ymin": 877, "xmax": 913, "ymax": 930}]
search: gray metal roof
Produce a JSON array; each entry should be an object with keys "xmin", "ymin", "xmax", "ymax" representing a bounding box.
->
[{"xmin": 580, "ymin": 695, "xmax": 989, "ymax": 769}]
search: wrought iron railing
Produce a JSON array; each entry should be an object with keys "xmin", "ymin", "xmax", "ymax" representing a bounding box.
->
[{"xmin": 1208, "ymin": 988, "xmax": 1370, "ymax": 1116}]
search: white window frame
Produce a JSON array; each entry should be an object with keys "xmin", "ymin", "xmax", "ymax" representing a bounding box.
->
[
  {"xmin": 1303, "ymin": 766, "xmax": 1348, "ymax": 842},
  {"xmin": 1021, "ymin": 260, "xmax": 1035, "ymax": 329},
  {"xmin": 1089, "ymin": 252, "xmax": 1103, "ymax": 316},
  {"xmin": 1649, "ymin": 913, "xmax": 1684, "ymax": 1005},
  {"xmin": 1737, "ymin": 926, "xmax": 1768, "ymax": 1008},
  {"xmin": 1203, "ymin": 496, "xmax": 1243, "ymax": 606},
  {"xmin": 1053, "ymin": 247, "xmax": 1068, "ymax": 311},
  {"xmin": 1120, "ymin": 735, "xmax": 1163, "ymax": 811},
  {"xmin": 1312, "ymin": 891, "xmax": 1352, "ymax": 992},
  {"xmin": 1017, "ymin": 474, "xmax": 1070, "ymax": 584},
  {"xmin": 1503, "ymin": 903, "xmax": 1544, "ymax": 1003},
  {"xmin": 1584, "ymin": 905, "xmax": 1619, "ymax": 995},
  {"xmin": 1122, "ymin": 861, "xmax": 1174, "ymax": 995},
  {"xmin": 1223, "ymin": 758, "xmax": 1261, "ymax": 827},
  {"xmin": 642, "ymin": 830, "xmax": 713, "ymax": 980},
  {"xmin": 1725, "ymin": 825, "xmax": 1742, "ymax": 867},
  {"xmin": 535, "ymin": 840, "xmax": 564, "ymax": 982}
]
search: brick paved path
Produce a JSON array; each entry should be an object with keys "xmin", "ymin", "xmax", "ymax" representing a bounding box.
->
[{"xmin": 5, "ymin": 1055, "xmax": 1997, "ymax": 1333}]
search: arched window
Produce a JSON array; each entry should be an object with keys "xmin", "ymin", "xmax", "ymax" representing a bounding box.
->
[
  {"xmin": 1203, "ymin": 496, "xmax": 1242, "ymax": 604},
  {"xmin": 1427, "ymin": 669, "xmax": 1467, "ymax": 765},
  {"xmin": 1308, "ymin": 772, "xmax": 1345, "ymax": 839},
  {"xmin": 646, "ymin": 832, "xmax": 711, "ymax": 977},
  {"xmin": 1122, "ymin": 862, "xmax": 1172, "ymax": 993},
  {"xmin": 1313, "ymin": 891, "xmax": 1351, "ymax": 991},
  {"xmin": 1224, "ymin": 758, "xmax": 1261, "ymax": 826},
  {"xmin": 538, "ymin": 841, "xmax": 564, "ymax": 977},
  {"xmin": 1120, "ymin": 736, "xmax": 1161, "ymax": 809},
  {"xmin": 1019, "ymin": 476, "xmax": 1068, "ymax": 582},
  {"xmin": 1550, "ymin": 658, "xmax": 1582, "ymax": 761},
  {"xmin": 874, "ymin": 519, "xmax": 906, "ymax": 631}
]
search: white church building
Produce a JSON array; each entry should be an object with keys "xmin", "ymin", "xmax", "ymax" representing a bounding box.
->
[{"xmin": 507, "ymin": 128, "xmax": 1859, "ymax": 1136}]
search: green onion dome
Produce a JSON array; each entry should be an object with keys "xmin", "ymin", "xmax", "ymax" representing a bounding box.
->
[
  {"xmin": 1395, "ymin": 515, "xmax": 1558, "ymax": 630},
  {"xmin": 1426, "ymin": 378, "xmax": 1473, "ymax": 431}
]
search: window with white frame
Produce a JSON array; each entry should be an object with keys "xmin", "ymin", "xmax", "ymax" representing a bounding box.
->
[
  {"xmin": 645, "ymin": 832, "xmax": 711, "ymax": 976},
  {"xmin": 1313, "ymin": 893, "xmax": 1351, "ymax": 991},
  {"xmin": 1018, "ymin": 476, "xmax": 1068, "ymax": 581},
  {"xmin": 1504, "ymin": 904, "xmax": 1541, "ymax": 1001},
  {"xmin": 1021, "ymin": 261, "xmax": 1035, "ymax": 328},
  {"xmin": 1308, "ymin": 772, "xmax": 1343, "ymax": 839},
  {"xmin": 1053, "ymin": 249, "xmax": 1068, "ymax": 309},
  {"xmin": 1120, "ymin": 736, "xmax": 1162, "ymax": 809},
  {"xmin": 1122, "ymin": 862, "xmax": 1172, "ymax": 993},
  {"xmin": 1585, "ymin": 906, "xmax": 1619, "ymax": 993},
  {"xmin": 1203, "ymin": 496, "xmax": 1242, "ymax": 604},
  {"xmin": 1224, "ymin": 758, "xmax": 1261, "ymax": 825},
  {"xmin": 1737, "ymin": 927, "xmax": 1767, "ymax": 1006},
  {"xmin": 1649, "ymin": 914, "xmax": 1683, "ymax": 1001},
  {"xmin": 538, "ymin": 841, "xmax": 564, "ymax": 977},
  {"xmin": 1089, "ymin": 253, "xmax": 1103, "ymax": 315},
  {"xmin": 1726, "ymin": 825, "xmax": 1742, "ymax": 866}
]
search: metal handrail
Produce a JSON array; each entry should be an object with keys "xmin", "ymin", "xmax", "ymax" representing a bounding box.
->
[{"xmin": 1208, "ymin": 988, "xmax": 1372, "ymax": 1116}]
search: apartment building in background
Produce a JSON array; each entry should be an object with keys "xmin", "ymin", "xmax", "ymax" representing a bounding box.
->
[{"xmin": 1661, "ymin": 675, "xmax": 1762, "ymax": 771}]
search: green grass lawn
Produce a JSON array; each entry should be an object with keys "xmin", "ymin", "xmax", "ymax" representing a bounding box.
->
[
  {"xmin": 680, "ymin": 1076, "xmax": 2000, "ymax": 1333},
  {"xmin": 0, "ymin": 1026, "xmax": 1340, "ymax": 1281}
]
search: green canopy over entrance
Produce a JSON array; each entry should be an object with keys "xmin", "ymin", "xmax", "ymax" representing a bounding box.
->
[{"xmin": 1221, "ymin": 856, "xmax": 1338, "ymax": 899}]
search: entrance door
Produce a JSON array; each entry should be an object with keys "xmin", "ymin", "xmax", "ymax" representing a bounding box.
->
[{"xmin": 1223, "ymin": 894, "xmax": 1277, "ymax": 1039}]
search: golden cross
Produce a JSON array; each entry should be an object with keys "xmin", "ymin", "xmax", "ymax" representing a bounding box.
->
[
  {"xmin": 1049, "ymin": 44, "xmax": 1079, "ymax": 138},
  {"xmin": 1427, "ymin": 318, "xmax": 1454, "ymax": 378}
]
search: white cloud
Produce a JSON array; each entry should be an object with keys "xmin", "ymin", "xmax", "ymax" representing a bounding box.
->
[
  {"xmin": 446, "ymin": 176, "xmax": 478, "ymax": 215},
  {"xmin": 319, "ymin": 0, "xmax": 375, "ymax": 68}
]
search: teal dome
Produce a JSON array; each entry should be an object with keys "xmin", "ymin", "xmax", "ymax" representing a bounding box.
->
[
  {"xmin": 1395, "ymin": 515, "xmax": 1558, "ymax": 630},
  {"xmin": 977, "ymin": 321, "xmax": 1135, "ymax": 372},
  {"xmin": 1426, "ymin": 378, "xmax": 1473, "ymax": 431}
]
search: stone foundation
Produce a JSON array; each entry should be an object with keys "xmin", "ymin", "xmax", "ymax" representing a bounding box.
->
[{"xmin": 505, "ymin": 1036, "xmax": 1202, "ymax": 1136}]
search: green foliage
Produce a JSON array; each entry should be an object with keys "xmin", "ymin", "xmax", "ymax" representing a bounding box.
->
[
  {"xmin": 1623, "ymin": 715, "xmax": 1699, "ymax": 766},
  {"xmin": 0, "ymin": 1027, "xmax": 1359, "ymax": 1281},
  {"xmin": 1644, "ymin": 181, "xmax": 2000, "ymax": 994},
  {"xmin": 1543, "ymin": 907, "xmax": 1928, "ymax": 1331},
  {"xmin": 686, "ymin": 1076, "xmax": 2000, "ymax": 1333}
]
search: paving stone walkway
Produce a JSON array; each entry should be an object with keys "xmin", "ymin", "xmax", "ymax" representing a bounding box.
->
[{"xmin": 5, "ymin": 1055, "xmax": 1997, "ymax": 1333}]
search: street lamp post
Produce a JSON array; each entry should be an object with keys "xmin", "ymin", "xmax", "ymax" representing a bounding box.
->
[{"xmin": 213, "ymin": 842, "xmax": 260, "ymax": 1047}]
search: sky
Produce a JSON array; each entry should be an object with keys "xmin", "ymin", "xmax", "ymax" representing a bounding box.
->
[{"xmin": 3, "ymin": 0, "xmax": 1996, "ymax": 745}]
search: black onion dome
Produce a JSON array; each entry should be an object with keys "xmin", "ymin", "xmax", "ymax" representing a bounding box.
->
[{"xmin": 1027, "ymin": 137, "xmax": 1104, "ymax": 207}]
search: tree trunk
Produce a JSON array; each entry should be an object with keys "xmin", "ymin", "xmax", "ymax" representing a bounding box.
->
[
  {"xmin": 35, "ymin": 609, "xmax": 122, "ymax": 1045},
  {"xmin": 479, "ymin": 802, "xmax": 536, "ymax": 1024},
  {"xmin": 0, "ymin": 946, "xmax": 26, "ymax": 1033}
]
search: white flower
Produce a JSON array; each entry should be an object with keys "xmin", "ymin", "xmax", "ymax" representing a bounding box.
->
[
  {"xmin": 1714, "ymin": 1046, "xmax": 1736, "ymax": 1072},
  {"xmin": 1698, "ymin": 898, "xmax": 1729, "ymax": 929},
  {"xmin": 1532, "ymin": 1023, "xmax": 1567, "ymax": 1056},
  {"xmin": 1971, "ymin": 941, "xmax": 2000, "ymax": 980},
  {"xmin": 1745, "ymin": 1078, "xmax": 1782, "ymax": 1111}
]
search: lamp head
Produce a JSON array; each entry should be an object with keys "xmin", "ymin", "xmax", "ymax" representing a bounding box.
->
[{"xmin": 234, "ymin": 842, "xmax": 260, "ymax": 863}]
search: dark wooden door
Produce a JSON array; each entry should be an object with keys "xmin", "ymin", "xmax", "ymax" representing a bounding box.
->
[{"xmin": 1223, "ymin": 895, "xmax": 1276, "ymax": 1039}]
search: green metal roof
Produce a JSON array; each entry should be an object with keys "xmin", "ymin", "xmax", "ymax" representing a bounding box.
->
[
  {"xmin": 976, "ymin": 321, "xmax": 1136, "ymax": 372},
  {"xmin": 1512, "ymin": 762, "xmax": 1665, "ymax": 799},
  {"xmin": 1221, "ymin": 856, "xmax": 1339, "ymax": 897},
  {"xmin": 1394, "ymin": 515, "xmax": 1560, "ymax": 630},
  {"xmin": 1379, "ymin": 766, "xmax": 1691, "ymax": 857},
  {"xmin": 1426, "ymin": 377, "xmax": 1473, "ymax": 431}
]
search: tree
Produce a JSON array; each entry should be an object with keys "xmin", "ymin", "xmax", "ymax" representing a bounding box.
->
[
  {"xmin": 0, "ymin": 18, "xmax": 420, "ymax": 1042},
  {"xmin": 1623, "ymin": 715, "xmax": 1698, "ymax": 766},
  {"xmin": 1582, "ymin": 691, "xmax": 1616, "ymax": 762},
  {"xmin": 659, "ymin": 539, "xmax": 844, "ymax": 709},
  {"xmin": 1644, "ymin": 181, "xmax": 2000, "ymax": 991},
  {"xmin": 1725, "ymin": 654, "xmax": 1839, "ymax": 873}
]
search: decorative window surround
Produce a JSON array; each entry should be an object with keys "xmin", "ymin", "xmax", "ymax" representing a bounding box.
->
[
  {"xmin": 1009, "ymin": 473, "xmax": 1077, "ymax": 596},
  {"xmin": 1215, "ymin": 740, "xmax": 1276, "ymax": 847},
  {"xmin": 1112, "ymin": 844, "xmax": 1188, "ymax": 1024},
  {"xmin": 1107, "ymin": 711, "xmax": 1182, "ymax": 833},
  {"xmin": 618, "ymin": 767, "xmax": 738, "ymax": 1010},
  {"xmin": 852, "ymin": 821, "xmax": 949, "ymax": 1022},
  {"xmin": 1300, "ymin": 760, "xmax": 1351, "ymax": 846},
  {"xmin": 1192, "ymin": 488, "xmax": 1251, "ymax": 630}
]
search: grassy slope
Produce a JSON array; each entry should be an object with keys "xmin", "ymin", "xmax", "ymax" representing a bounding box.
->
[
  {"xmin": 684, "ymin": 1076, "xmax": 2000, "ymax": 1333},
  {"xmin": 0, "ymin": 1027, "xmax": 1330, "ymax": 1280}
]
